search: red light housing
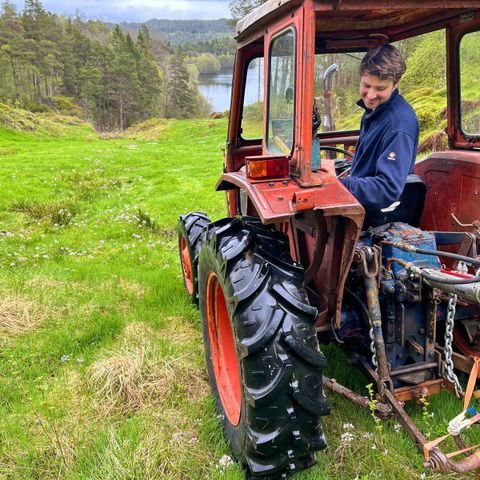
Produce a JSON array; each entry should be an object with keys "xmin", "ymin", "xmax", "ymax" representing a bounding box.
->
[{"xmin": 246, "ymin": 155, "xmax": 289, "ymax": 180}]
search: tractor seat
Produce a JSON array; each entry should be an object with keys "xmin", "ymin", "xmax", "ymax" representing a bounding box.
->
[{"xmin": 363, "ymin": 174, "xmax": 427, "ymax": 229}]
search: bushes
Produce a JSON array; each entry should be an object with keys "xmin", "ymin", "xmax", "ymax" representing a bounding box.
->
[
  {"xmin": 190, "ymin": 54, "xmax": 221, "ymax": 75},
  {"xmin": 401, "ymin": 30, "xmax": 446, "ymax": 93},
  {"xmin": 52, "ymin": 96, "xmax": 82, "ymax": 116}
]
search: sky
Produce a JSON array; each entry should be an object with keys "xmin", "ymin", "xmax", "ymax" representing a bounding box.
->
[{"xmin": 10, "ymin": 0, "xmax": 232, "ymax": 22}]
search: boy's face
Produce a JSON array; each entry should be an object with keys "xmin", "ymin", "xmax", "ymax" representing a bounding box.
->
[{"xmin": 359, "ymin": 73, "xmax": 397, "ymax": 110}]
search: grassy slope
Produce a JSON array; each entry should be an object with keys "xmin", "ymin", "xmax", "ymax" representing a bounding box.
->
[{"xmin": 0, "ymin": 110, "xmax": 476, "ymax": 480}]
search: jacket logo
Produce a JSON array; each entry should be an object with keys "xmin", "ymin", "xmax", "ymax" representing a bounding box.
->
[{"xmin": 387, "ymin": 151, "xmax": 396, "ymax": 161}]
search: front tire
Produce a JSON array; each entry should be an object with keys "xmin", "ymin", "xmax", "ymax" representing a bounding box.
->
[
  {"xmin": 178, "ymin": 212, "xmax": 210, "ymax": 305},
  {"xmin": 198, "ymin": 217, "xmax": 329, "ymax": 479}
]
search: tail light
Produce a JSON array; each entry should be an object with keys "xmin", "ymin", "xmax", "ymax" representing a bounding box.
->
[{"xmin": 246, "ymin": 156, "xmax": 289, "ymax": 180}]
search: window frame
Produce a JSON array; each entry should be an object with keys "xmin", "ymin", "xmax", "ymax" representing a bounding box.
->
[
  {"xmin": 239, "ymin": 55, "xmax": 265, "ymax": 143},
  {"xmin": 457, "ymin": 27, "xmax": 480, "ymax": 141},
  {"xmin": 265, "ymin": 26, "xmax": 297, "ymax": 156}
]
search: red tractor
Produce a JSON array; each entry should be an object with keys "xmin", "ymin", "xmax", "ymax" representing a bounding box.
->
[{"xmin": 178, "ymin": 1, "xmax": 480, "ymax": 478}]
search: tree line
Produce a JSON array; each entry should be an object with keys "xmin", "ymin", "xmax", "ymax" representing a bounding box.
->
[{"xmin": 0, "ymin": 0, "xmax": 210, "ymax": 131}]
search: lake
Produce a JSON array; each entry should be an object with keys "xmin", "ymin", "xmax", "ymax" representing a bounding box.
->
[
  {"xmin": 197, "ymin": 62, "xmax": 264, "ymax": 113},
  {"xmin": 197, "ymin": 70, "xmax": 232, "ymax": 113}
]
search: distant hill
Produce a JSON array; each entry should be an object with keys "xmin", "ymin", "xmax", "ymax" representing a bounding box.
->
[{"xmin": 108, "ymin": 18, "xmax": 235, "ymax": 45}]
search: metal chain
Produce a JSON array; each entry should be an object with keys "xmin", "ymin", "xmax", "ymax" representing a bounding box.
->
[
  {"xmin": 444, "ymin": 293, "xmax": 463, "ymax": 397},
  {"xmin": 369, "ymin": 323, "xmax": 378, "ymax": 372}
]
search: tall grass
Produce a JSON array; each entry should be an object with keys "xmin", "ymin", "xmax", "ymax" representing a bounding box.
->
[{"xmin": 0, "ymin": 115, "xmax": 475, "ymax": 480}]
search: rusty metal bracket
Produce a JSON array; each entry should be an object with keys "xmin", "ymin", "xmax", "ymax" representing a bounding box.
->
[
  {"xmin": 355, "ymin": 246, "xmax": 379, "ymax": 280},
  {"xmin": 450, "ymin": 212, "xmax": 480, "ymax": 231},
  {"xmin": 355, "ymin": 247, "xmax": 393, "ymax": 399},
  {"xmin": 323, "ymin": 375, "xmax": 392, "ymax": 418}
]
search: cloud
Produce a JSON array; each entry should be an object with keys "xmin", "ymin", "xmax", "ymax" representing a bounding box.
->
[{"xmin": 10, "ymin": 0, "xmax": 232, "ymax": 21}]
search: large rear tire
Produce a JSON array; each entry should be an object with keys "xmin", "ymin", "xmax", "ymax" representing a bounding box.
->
[
  {"xmin": 178, "ymin": 212, "xmax": 210, "ymax": 305},
  {"xmin": 198, "ymin": 217, "xmax": 329, "ymax": 479}
]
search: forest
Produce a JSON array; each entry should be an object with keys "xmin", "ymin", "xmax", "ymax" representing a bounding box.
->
[
  {"xmin": 0, "ymin": 0, "xmax": 223, "ymax": 131},
  {"xmin": 1, "ymin": 0, "xmax": 479, "ymax": 139},
  {"xmin": 114, "ymin": 18, "xmax": 233, "ymax": 45}
]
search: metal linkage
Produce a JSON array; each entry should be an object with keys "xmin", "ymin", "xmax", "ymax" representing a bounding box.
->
[
  {"xmin": 355, "ymin": 246, "xmax": 393, "ymax": 399},
  {"xmin": 443, "ymin": 293, "xmax": 463, "ymax": 397}
]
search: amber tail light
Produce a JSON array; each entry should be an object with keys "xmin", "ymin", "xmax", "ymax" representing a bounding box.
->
[{"xmin": 246, "ymin": 156, "xmax": 289, "ymax": 180}]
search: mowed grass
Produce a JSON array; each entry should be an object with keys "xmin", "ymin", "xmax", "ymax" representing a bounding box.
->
[{"xmin": 0, "ymin": 116, "xmax": 476, "ymax": 480}]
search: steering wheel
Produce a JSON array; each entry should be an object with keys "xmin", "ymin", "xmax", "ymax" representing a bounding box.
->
[{"xmin": 319, "ymin": 146, "xmax": 354, "ymax": 177}]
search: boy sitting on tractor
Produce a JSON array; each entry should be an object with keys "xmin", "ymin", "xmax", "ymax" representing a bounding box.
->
[{"xmin": 340, "ymin": 44, "xmax": 420, "ymax": 211}]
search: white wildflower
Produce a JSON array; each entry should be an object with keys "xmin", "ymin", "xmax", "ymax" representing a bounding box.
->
[
  {"xmin": 170, "ymin": 432, "xmax": 184, "ymax": 444},
  {"xmin": 394, "ymin": 423, "xmax": 401, "ymax": 433},
  {"xmin": 340, "ymin": 432, "xmax": 354, "ymax": 443},
  {"xmin": 218, "ymin": 454, "xmax": 234, "ymax": 467},
  {"xmin": 343, "ymin": 422, "xmax": 355, "ymax": 431}
]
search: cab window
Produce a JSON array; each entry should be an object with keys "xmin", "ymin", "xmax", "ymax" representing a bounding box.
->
[
  {"xmin": 313, "ymin": 52, "xmax": 363, "ymax": 133},
  {"xmin": 241, "ymin": 57, "xmax": 264, "ymax": 140},
  {"xmin": 459, "ymin": 30, "xmax": 480, "ymax": 137},
  {"xmin": 266, "ymin": 28, "xmax": 296, "ymax": 154}
]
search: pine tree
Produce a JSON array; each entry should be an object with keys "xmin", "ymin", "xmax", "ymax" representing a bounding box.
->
[
  {"xmin": 165, "ymin": 51, "xmax": 196, "ymax": 118},
  {"xmin": 136, "ymin": 25, "xmax": 161, "ymax": 118},
  {"xmin": 22, "ymin": 0, "xmax": 63, "ymax": 99},
  {"xmin": 109, "ymin": 25, "xmax": 142, "ymax": 130},
  {"xmin": 0, "ymin": 1, "xmax": 26, "ymax": 98}
]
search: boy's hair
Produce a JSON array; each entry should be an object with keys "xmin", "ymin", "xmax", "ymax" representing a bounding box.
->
[{"xmin": 359, "ymin": 44, "xmax": 406, "ymax": 83}]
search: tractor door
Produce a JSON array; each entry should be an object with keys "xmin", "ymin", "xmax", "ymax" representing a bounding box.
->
[
  {"xmin": 415, "ymin": 13, "xmax": 480, "ymax": 234},
  {"xmin": 224, "ymin": 39, "xmax": 264, "ymax": 217}
]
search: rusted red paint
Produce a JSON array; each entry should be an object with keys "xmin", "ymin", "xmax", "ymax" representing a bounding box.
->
[
  {"xmin": 415, "ymin": 152, "xmax": 480, "ymax": 232},
  {"xmin": 223, "ymin": 0, "xmax": 480, "ymax": 334},
  {"xmin": 447, "ymin": 11, "xmax": 480, "ymax": 149},
  {"xmin": 218, "ymin": 170, "xmax": 363, "ymax": 223}
]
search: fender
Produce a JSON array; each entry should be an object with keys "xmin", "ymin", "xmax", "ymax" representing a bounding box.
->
[
  {"xmin": 216, "ymin": 168, "xmax": 365, "ymax": 329},
  {"xmin": 216, "ymin": 168, "xmax": 364, "ymax": 225}
]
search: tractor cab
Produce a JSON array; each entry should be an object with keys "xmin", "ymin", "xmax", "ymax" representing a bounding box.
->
[
  {"xmin": 179, "ymin": 1, "xmax": 480, "ymax": 478},
  {"xmin": 218, "ymin": 0, "xmax": 480, "ymax": 334}
]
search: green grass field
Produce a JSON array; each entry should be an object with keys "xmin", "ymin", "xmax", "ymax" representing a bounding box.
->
[{"xmin": 0, "ymin": 112, "xmax": 476, "ymax": 479}]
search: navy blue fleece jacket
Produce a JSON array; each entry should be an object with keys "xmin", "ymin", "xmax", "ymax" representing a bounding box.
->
[{"xmin": 340, "ymin": 89, "xmax": 419, "ymax": 209}]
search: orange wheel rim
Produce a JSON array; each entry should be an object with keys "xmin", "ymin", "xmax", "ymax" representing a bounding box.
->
[
  {"xmin": 454, "ymin": 326, "xmax": 480, "ymax": 358},
  {"xmin": 206, "ymin": 272, "xmax": 241, "ymax": 425},
  {"xmin": 180, "ymin": 236, "xmax": 194, "ymax": 295}
]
